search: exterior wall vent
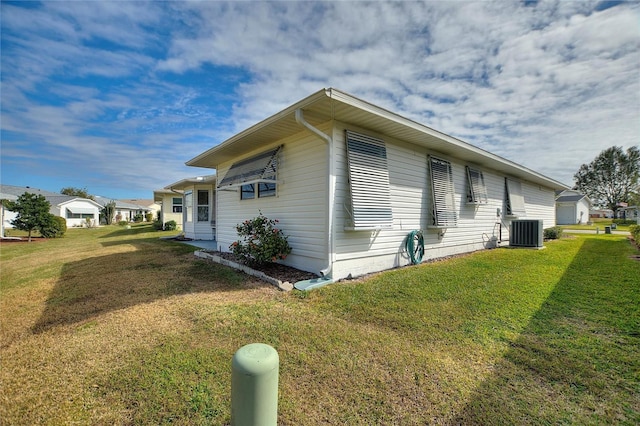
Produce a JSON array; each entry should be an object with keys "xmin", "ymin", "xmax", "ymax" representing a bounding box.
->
[{"xmin": 510, "ymin": 220, "xmax": 543, "ymax": 248}]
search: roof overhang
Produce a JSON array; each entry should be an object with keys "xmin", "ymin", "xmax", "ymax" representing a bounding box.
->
[
  {"xmin": 164, "ymin": 175, "xmax": 217, "ymax": 191},
  {"xmin": 187, "ymin": 88, "xmax": 569, "ymax": 191},
  {"xmin": 57, "ymin": 198, "xmax": 103, "ymax": 209}
]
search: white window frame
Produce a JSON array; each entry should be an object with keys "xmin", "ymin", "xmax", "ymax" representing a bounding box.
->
[
  {"xmin": 344, "ymin": 131, "xmax": 393, "ymax": 230},
  {"xmin": 466, "ymin": 166, "xmax": 488, "ymax": 204},
  {"xmin": 197, "ymin": 190, "xmax": 209, "ymax": 222},
  {"xmin": 184, "ymin": 191, "xmax": 193, "ymax": 223},
  {"xmin": 428, "ymin": 156, "xmax": 457, "ymax": 228},
  {"xmin": 172, "ymin": 197, "xmax": 183, "ymax": 213}
]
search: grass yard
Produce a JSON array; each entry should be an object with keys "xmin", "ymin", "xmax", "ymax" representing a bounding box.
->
[{"xmin": 1, "ymin": 225, "xmax": 639, "ymax": 424}]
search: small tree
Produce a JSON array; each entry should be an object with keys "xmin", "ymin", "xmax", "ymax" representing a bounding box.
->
[
  {"xmin": 101, "ymin": 200, "xmax": 116, "ymax": 225},
  {"xmin": 60, "ymin": 186, "xmax": 94, "ymax": 200},
  {"xmin": 230, "ymin": 213, "xmax": 292, "ymax": 266},
  {"xmin": 5, "ymin": 192, "xmax": 53, "ymax": 242},
  {"xmin": 574, "ymin": 146, "xmax": 640, "ymax": 217}
]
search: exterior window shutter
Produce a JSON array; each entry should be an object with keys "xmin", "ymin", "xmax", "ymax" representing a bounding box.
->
[
  {"xmin": 218, "ymin": 146, "xmax": 281, "ymax": 187},
  {"xmin": 466, "ymin": 166, "xmax": 488, "ymax": 204},
  {"xmin": 345, "ymin": 131, "xmax": 393, "ymax": 230},
  {"xmin": 505, "ymin": 178, "xmax": 526, "ymax": 217},
  {"xmin": 429, "ymin": 156, "xmax": 457, "ymax": 227}
]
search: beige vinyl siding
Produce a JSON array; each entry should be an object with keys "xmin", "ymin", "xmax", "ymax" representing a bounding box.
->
[
  {"xmin": 215, "ymin": 128, "xmax": 329, "ymax": 274},
  {"xmin": 160, "ymin": 194, "xmax": 182, "ymax": 229}
]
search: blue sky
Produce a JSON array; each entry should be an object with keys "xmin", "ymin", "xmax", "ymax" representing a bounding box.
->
[{"xmin": 1, "ymin": 1, "xmax": 638, "ymax": 200}]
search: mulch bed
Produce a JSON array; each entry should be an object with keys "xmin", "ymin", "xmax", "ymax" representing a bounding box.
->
[
  {"xmin": 204, "ymin": 250, "xmax": 319, "ymax": 283},
  {"xmin": 0, "ymin": 237, "xmax": 47, "ymax": 244}
]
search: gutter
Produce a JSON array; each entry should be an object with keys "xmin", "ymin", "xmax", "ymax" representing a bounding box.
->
[{"xmin": 293, "ymin": 108, "xmax": 337, "ymax": 290}]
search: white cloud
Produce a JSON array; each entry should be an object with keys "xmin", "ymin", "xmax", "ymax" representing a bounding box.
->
[{"xmin": 1, "ymin": 1, "xmax": 638, "ymax": 197}]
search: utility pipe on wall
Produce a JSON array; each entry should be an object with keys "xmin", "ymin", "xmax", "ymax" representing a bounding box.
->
[{"xmin": 294, "ymin": 108, "xmax": 334, "ymax": 279}]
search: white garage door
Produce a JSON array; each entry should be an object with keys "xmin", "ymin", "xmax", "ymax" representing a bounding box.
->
[{"xmin": 557, "ymin": 205, "xmax": 575, "ymax": 225}]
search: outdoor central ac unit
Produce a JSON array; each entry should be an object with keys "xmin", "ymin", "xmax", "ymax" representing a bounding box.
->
[{"xmin": 510, "ymin": 220, "xmax": 544, "ymax": 248}]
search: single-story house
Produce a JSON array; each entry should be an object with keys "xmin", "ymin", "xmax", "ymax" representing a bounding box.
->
[
  {"xmin": 555, "ymin": 190, "xmax": 591, "ymax": 225},
  {"xmin": 93, "ymin": 196, "xmax": 151, "ymax": 223},
  {"xmin": 155, "ymin": 175, "xmax": 217, "ymax": 240},
  {"xmin": 0, "ymin": 191, "xmax": 18, "ymax": 238},
  {"xmin": 120, "ymin": 198, "xmax": 160, "ymax": 220},
  {"xmin": 0, "ymin": 184, "xmax": 101, "ymax": 228},
  {"xmin": 185, "ymin": 88, "xmax": 569, "ymax": 288},
  {"xmin": 619, "ymin": 205, "xmax": 639, "ymax": 223},
  {"xmin": 590, "ymin": 208, "xmax": 613, "ymax": 219},
  {"xmin": 153, "ymin": 189, "xmax": 184, "ymax": 230}
]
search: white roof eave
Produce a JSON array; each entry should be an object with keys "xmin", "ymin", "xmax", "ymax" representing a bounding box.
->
[{"xmin": 187, "ymin": 88, "xmax": 569, "ymax": 191}]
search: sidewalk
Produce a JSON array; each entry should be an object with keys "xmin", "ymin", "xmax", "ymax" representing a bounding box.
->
[{"xmin": 563, "ymin": 229, "xmax": 628, "ymax": 235}]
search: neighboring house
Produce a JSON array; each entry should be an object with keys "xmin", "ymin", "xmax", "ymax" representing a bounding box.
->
[
  {"xmin": 0, "ymin": 191, "xmax": 18, "ymax": 238},
  {"xmin": 0, "ymin": 184, "xmax": 101, "ymax": 228},
  {"xmin": 156, "ymin": 175, "xmax": 217, "ymax": 240},
  {"xmin": 555, "ymin": 190, "xmax": 591, "ymax": 225},
  {"xmin": 619, "ymin": 205, "xmax": 639, "ymax": 223},
  {"xmin": 120, "ymin": 199, "xmax": 160, "ymax": 220},
  {"xmin": 590, "ymin": 209, "xmax": 613, "ymax": 219},
  {"xmin": 185, "ymin": 88, "xmax": 568, "ymax": 286},
  {"xmin": 153, "ymin": 189, "xmax": 184, "ymax": 230},
  {"xmin": 93, "ymin": 196, "xmax": 151, "ymax": 223}
]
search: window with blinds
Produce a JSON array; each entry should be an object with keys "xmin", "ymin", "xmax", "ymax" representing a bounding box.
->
[
  {"xmin": 345, "ymin": 131, "xmax": 393, "ymax": 230},
  {"xmin": 429, "ymin": 156, "xmax": 458, "ymax": 227},
  {"xmin": 505, "ymin": 178, "xmax": 526, "ymax": 217},
  {"xmin": 466, "ymin": 166, "xmax": 488, "ymax": 204}
]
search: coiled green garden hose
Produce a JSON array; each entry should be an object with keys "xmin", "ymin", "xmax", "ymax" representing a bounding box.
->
[{"xmin": 405, "ymin": 230, "xmax": 425, "ymax": 264}]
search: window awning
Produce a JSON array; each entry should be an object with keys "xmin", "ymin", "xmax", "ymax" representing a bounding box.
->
[
  {"xmin": 218, "ymin": 146, "xmax": 281, "ymax": 188},
  {"xmin": 506, "ymin": 178, "xmax": 527, "ymax": 217},
  {"xmin": 67, "ymin": 207, "xmax": 96, "ymax": 214},
  {"xmin": 429, "ymin": 156, "xmax": 458, "ymax": 227}
]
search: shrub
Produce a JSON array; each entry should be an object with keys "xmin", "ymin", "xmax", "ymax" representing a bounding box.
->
[
  {"xmin": 133, "ymin": 213, "xmax": 143, "ymax": 223},
  {"xmin": 544, "ymin": 226, "xmax": 563, "ymax": 240},
  {"xmin": 145, "ymin": 213, "xmax": 154, "ymax": 222},
  {"xmin": 39, "ymin": 215, "xmax": 66, "ymax": 238},
  {"xmin": 118, "ymin": 220, "xmax": 129, "ymax": 226},
  {"xmin": 630, "ymin": 225, "xmax": 640, "ymax": 243},
  {"xmin": 152, "ymin": 219, "xmax": 164, "ymax": 231},
  {"xmin": 230, "ymin": 213, "xmax": 292, "ymax": 266},
  {"xmin": 164, "ymin": 220, "xmax": 177, "ymax": 231}
]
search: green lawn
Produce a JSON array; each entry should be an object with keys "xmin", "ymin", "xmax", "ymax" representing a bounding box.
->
[
  {"xmin": 561, "ymin": 218, "xmax": 636, "ymax": 232},
  {"xmin": 1, "ymin": 225, "xmax": 639, "ymax": 424}
]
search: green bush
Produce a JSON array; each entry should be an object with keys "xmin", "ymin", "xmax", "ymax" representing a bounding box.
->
[
  {"xmin": 152, "ymin": 219, "xmax": 164, "ymax": 231},
  {"xmin": 230, "ymin": 213, "xmax": 292, "ymax": 266},
  {"xmin": 630, "ymin": 225, "xmax": 640, "ymax": 243},
  {"xmin": 544, "ymin": 226, "xmax": 563, "ymax": 240},
  {"xmin": 145, "ymin": 213, "xmax": 154, "ymax": 222},
  {"xmin": 39, "ymin": 214, "xmax": 66, "ymax": 238},
  {"xmin": 118, "ymin": 220, "xmax": 129, "ymax": 226},
  {"xmin": 133, "ymin": 213, "xmax": 143, "ymax": 223},
  {"xmin": 164, "ymin": 220, "xmax": 177, "ymax": 231}
]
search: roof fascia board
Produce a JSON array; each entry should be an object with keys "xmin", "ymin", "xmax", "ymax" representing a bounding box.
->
[{"xmin": 165, "ymin": 175, "xmax": 217, "ymax": 191}]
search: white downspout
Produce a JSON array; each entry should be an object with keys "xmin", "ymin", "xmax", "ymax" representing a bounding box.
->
[{"xmin": 295, "ymin": 108, "xmax": 335, "ymax": 279}]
